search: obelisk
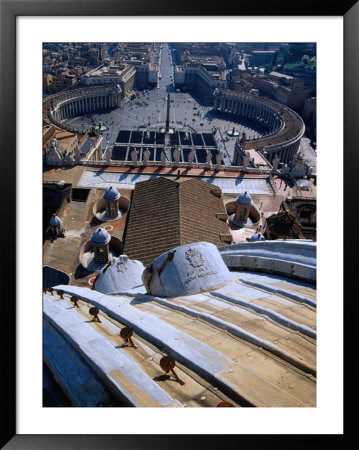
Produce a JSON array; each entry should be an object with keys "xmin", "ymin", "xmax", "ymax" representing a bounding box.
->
[{"xmin": 165, "ymin": 93, "xmax": 170, "ymax": 132}]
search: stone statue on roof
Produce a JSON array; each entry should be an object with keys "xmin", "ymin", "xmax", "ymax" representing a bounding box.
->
[
  {"xmin": 160, "ymin": 148, "xmax": 167, "ymax": 166},
  {"xmin": 216, "ymin": 152, "xmax": 222, "ymax": 170},
  {"xmin": 243, "ymin": 155, "xmax": 250, "ymax": 170},
  {"xmin": 105, "ymin": 146, "xmax": 112, "ymax": 164},
  {"xmin": 143, "ymin": 148, "xmax": 150, "ymax": 166},
  {"xmin": 205, "ymin": 151, "xmax": 212, "ymax": 169},
  {"xmin": 187, "ymin": 149, "xmax": 195, "ymax": 168},
  {"xmin": 131, "ymin": 148, "xmax": 138, "ymax": 166},
  {"xmin": 272, "ymin": 154, "xmax": 279, "ymax": 172},
  {"xmin": 173, "ymin": 148, "xmax": 180, "ymax": 167}
]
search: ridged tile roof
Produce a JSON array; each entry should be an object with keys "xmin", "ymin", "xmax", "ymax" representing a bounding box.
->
[{"xmin": 123, "ymin": 177, "xmax": 232, "ymax": 265}]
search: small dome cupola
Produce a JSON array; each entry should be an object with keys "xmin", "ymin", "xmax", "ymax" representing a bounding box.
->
[
  {"xmin": 103, "ymin": 186, "xmax": 120, "ymax": 218},
  {"xmin": 91, "ymin": 228, "xmax": 111, "ymax": 245},
  {"xmin": 49, "ymin": 214, "xmax": 62, "ymax": 227},
  {"xmin": 48, "ymin": 214, "xmax": 64, "ymax": 237},
  {"xmin": 103, "ymin": 186, "xmax": 120, "ymax": 201},
  {"xmin": 232, "ymin": 191, "xmax": 252, "ymax": 226},
  {"xmin": 91, "ymin": 228, "xmax": 111, "ymax": 264},
  {"xmin": 236, "ymin": 191, "xmax": 252, "ymax": 206}
]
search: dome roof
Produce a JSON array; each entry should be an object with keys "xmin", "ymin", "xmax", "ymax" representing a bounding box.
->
[
  {"xmin": 236, "ymin": 191, "xmax": 252, "ymax": 206},
  {"xmin": 103, "ymin": 186, "xmax": 120, "ymax": 201},
  {"xmin": 94, "ymin": 255, "xmax": 146, "ymax": 295},
  {"xmin": 142, "ymin": 242, "xmax": 233, "ymax": 298},
  {"xmin": 91, "ymin": 228, "xmax": 111, "ymax": 245},
  {"xmin": 49, "ymin": 215, "xmax": 62, "ymax": 227}
]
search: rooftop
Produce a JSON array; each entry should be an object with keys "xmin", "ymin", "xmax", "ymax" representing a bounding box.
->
[
  {"xmin": 123, "ymin": 177, "xmax": 232, "ymax": 265},
  {"xmin": 44, "ymin": 239, "xmax": 316, "ymax": 407},
  {"xmin": 77, "ymin": 168, "xmax": 275, "ymax": 195}
]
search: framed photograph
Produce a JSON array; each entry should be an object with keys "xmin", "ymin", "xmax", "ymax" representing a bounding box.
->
[{"xmin": 1, "ymin": 0, "xmax": 356, "ymax": 448}]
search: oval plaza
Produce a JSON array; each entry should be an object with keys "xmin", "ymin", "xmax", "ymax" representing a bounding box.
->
[{"xmin": 44, "ymin": 84, "xmax": 304, "ymax": 170}]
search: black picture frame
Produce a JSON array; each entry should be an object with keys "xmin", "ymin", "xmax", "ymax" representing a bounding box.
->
[{"xmin": 1, "ymin": 1, "xmax": 356, "ymax": 448}]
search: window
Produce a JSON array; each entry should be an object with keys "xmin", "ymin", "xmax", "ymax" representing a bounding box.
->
[
  {"xmin": 95, "ymin": 247, "xmax": 106, "ymax": 263},
  {"xmin": 239, "ymin": 207, "xmax": 247, "ymax": 222},
  {"xmin": 107, "ymin": 202, "xmax": 116, "ymax": 217}
]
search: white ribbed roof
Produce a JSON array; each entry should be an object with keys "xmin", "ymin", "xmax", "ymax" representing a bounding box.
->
[{"xmin": 43, "ymin": 240, "xmax": 317, "ymax": 409}]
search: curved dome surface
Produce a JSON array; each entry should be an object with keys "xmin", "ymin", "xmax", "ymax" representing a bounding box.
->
[
  {"xmin": 44, "ymin": 239, "xmax": 317, "ymax": 408},
  {"xmin": 91, "ymin": 228, "xmax": 111, "ymax": 245},
  {"xmin": 103, "ymin": 186, "xmax": 120, "ymax": 201},
  {"xmin": 94, "ymin": 255, "xmax": 145, "ymax": 295},
  {"xmin": 236, "ymin": 191, "xmax": 252, "ymax": 206},
  {"xmin": 49, "ymin": 215, "xmax": 62, "ymax": 227},
  {"xmin": 142, "ymin": 241, "xmax": 233, "ymax": 298}
]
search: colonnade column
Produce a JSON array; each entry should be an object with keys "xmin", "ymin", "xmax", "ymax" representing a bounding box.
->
[
  {"xmin": 234, "ymin": 101, "xmax": 239, "ymax": 115},
  {"xmin": 283, "ymin": 147, "xmax": 288, "ymax": 163}
]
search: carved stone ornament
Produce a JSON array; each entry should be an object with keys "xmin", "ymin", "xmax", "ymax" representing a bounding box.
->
[{"xmin": 185, "ymin": 247, "xmax": 205, "ymax": 268}]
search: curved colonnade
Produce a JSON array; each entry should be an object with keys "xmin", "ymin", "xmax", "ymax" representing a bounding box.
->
[
  {"xmin": 213, "ymin": 89, "xmax": 305, "ymax": 165},
  {"xmin": 43, "ymin": 85, "xmax": 305, "ymax": 169},
  {"xmin": 44, "ymin": 85, "xmax": 122, "ymax": 131}
]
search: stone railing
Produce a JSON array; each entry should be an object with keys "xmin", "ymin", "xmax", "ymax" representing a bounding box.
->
[
  {"xmin": 219, "ymin": 239, "xmax": 316, "ymax": 283},
  {"xmin": 80, "ymin": 159, "xmax": 273, "ymax": 175}
]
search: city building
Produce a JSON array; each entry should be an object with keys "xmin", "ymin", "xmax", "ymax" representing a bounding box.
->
[
  {"xmin": 79, "ymin": 64, "xmax": 136, "ymax": 99},
  {"xmin": 302, "ymin": 97, "xmax": 317, "ymax": 140},
  {"xmin": 253, "ymin": 71, "xmax": 313, "ymax": 114},
  {"xmin": 174, "ymin": 66, "xmax": 227, "ymax": 103},
  {"xmin": 265, "ymin": 210, "xmax": 305, "ymax": 240},
  {"xmin": 247, "ymin": 50, "xmax": 276, "ymax": 67},
  {"xmin": 281, "ymin": 177, "xmax": 317, "ymax": 240}
]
